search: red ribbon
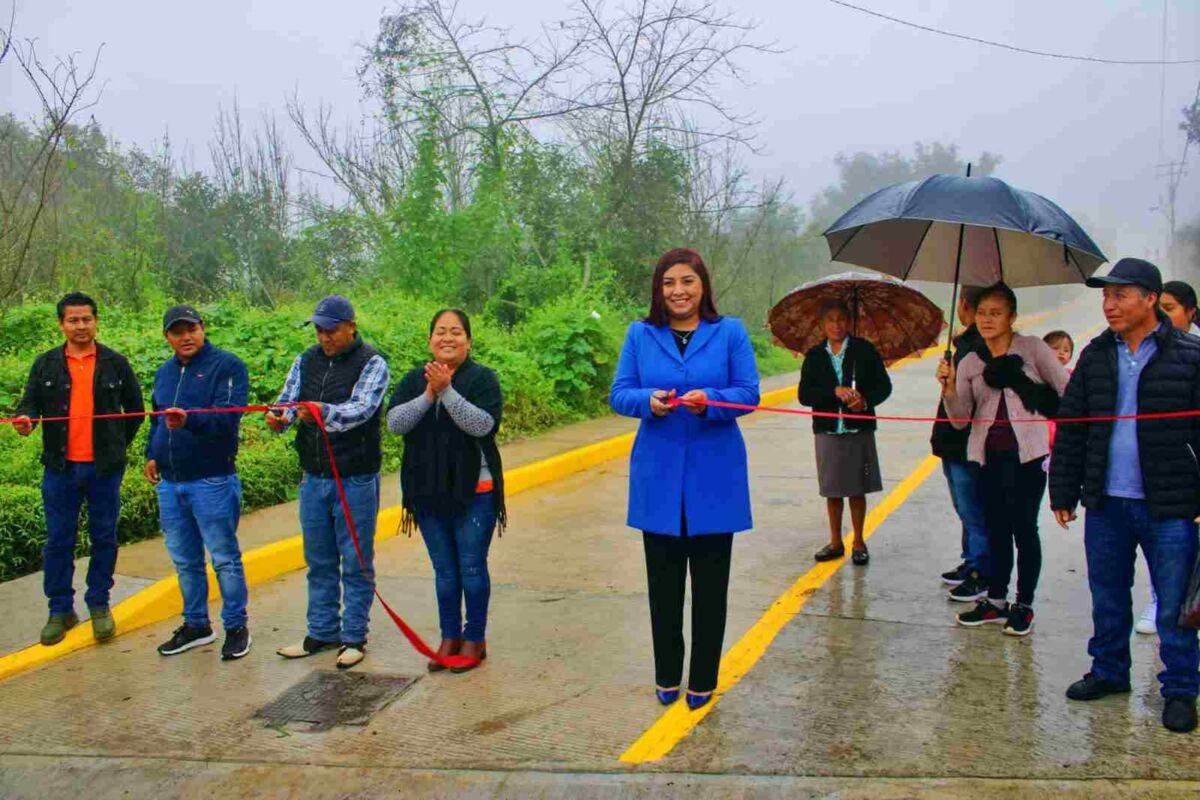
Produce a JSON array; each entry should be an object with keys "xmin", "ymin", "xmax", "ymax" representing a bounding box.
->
[
  {"xmin": 3, "ymin": 402, "xmax": 476, "ymax": 669},
  {"xmin": 669, "ymin": 397, "xmax": 1200, "ymax": 425},
  {"xmin": 8, "ymin": 394, "xmax": 1200, "ymax": 668}
]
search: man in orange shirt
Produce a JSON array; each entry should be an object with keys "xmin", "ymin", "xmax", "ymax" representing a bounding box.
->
[{"xmin": 13, "ymin": 293, "xmax": 144, "ymax": 646}]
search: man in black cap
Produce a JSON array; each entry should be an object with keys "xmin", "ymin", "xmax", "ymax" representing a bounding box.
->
[
  {"xmin": 1050, "ymin": 257, "xmax": 1200, "ymax": 733},
  {"xmin": 267, "ymin": 295, "xmax": 390, "ymax": 669},
  {"xmin": 145, "ymin": 304, "xmax": 253, "ymax": 660},
  {"xmin": 12, "ymin": 292, "xmax": 144, "ymax": 646}
]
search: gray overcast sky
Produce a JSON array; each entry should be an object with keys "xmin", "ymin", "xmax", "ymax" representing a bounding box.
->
[{"xmin": 3, "ymin": 0, "xmax": 1198, "ymax": 263}]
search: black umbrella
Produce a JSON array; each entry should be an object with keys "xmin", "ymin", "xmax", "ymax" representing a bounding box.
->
[{"xmin": 822, "ymin": 167, "xmax": 1106, "ymax": 355}]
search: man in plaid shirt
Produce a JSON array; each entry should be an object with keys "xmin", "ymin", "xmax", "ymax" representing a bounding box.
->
[{"xmin": 266, "ymin": 295, "xmax": 390, "ymax": 669}]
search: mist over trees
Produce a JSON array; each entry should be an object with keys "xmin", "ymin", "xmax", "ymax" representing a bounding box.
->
[{"xmin": 13, "ymin": 0, "xmax": 1169, "ymax": 325}]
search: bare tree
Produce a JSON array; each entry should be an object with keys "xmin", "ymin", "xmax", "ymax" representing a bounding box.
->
[
  {"xmin": 288, "ymin": 95, "xmax": 412, "ymax": 218},
  {"xmin": 0, "ymin": 11, "xmax": 103, "ymax": 305},
  {"xmin": 207, "ymin": 101, "xmax": 305, "ymax": 308},
  {"xmin": 568, "ymin": 0, "xmax": 773, "ymax": 165},
  {"xmin": 360, "ymin": 0, "xmax": 589, "ymax": 169}
]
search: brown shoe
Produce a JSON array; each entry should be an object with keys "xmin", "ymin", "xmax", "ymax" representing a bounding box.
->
[
  {"xmin": 450, "ymin": 640, "xmax": 487, "ymax": 673},
  {"xmin": 428, "ymin": 638, "xmax": 463, "ymax": 673}
]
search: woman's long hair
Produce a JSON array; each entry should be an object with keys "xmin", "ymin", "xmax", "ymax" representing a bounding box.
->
[{"xmin": 644, "ymin": 247, "xmax": 721, "ymax": 327}]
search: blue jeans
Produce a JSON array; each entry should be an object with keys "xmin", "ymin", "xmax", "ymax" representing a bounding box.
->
[
  {"xmin": 41, "ymin": 463, "xmax": 123, "ymax": 614},
  {"xmin": 943, "ymin": 459, "xmax": 990, "ymax": 577},
  {"xmin": 1085, "ymin": 497, "xmax": 1199, "ymax": 699},
  {"xmin": 299, "ymin": 473, "xmax": 378, "ymax": 644},
  {"xmin": 157, "ymin": 474, "xmax": 248, "ymax": 629},
  {"xmin": 415, "ymin": 493, "xmax": 496, "ymax": 642}
]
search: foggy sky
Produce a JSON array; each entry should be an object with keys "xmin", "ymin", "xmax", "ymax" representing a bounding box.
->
[{"xmin": 2, "ymin": 0, "xmax": 1198, "ymax": 268}]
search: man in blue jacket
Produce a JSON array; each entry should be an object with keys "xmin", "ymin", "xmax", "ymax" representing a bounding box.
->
[{"xmin": 145, "ymin": 304, "xmax": 252, "ymax": 660}]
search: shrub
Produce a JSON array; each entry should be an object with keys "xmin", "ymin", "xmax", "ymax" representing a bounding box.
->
[
  {"xmin": 0, "ymin": 486, "xmax": 44, "ymax": 581},
  {"xmin": 0, "ymin": 291, "xmax": 798, "ymax": 580}
]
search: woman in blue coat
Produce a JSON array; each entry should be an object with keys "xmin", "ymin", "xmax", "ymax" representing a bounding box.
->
[{"xmin": 610, "ymin": 247, "xmax": 760, "ymax": 711}]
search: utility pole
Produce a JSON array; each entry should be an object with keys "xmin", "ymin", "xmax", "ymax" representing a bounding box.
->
[{"xmin": 1156, "ymin": 159, "xmax": 1187, "ymax": 263}]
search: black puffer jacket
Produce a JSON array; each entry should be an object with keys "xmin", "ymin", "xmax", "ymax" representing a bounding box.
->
[
  {"xmin": 798, "ymin": 336, "xmax": 892, "ymax": 434},
  {"xmin": 1049, "ymin": 314, "xmax": 1200, "ymax": 520}
]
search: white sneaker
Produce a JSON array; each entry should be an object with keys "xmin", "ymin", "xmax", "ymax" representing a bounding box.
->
[{"xmin": 1135, "ymin": 601, "xmax": 1157, "ymax": 635}]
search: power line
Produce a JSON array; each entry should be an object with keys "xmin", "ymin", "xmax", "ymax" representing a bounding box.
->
[{"xmin": 826, "ymin": 0, "xmax": 1200, "ymax": 66}]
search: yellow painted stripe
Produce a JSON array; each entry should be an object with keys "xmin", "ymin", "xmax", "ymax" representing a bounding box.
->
[
  {"xmin": 0, "ymin": 379, "xmax": 803, "ymax": 683},
  {"xmin": 0, "ymin": 304, "xmax": 1078, "ymax": 681},
  {"xmin": 619, "ymin": 453, "xmax": 942, "ymax": 764}
]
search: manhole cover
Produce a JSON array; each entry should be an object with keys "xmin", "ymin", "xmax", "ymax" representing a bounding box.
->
[{"xmin": 254, "ymin": 671, "xmax": 419, "ymax": 732}]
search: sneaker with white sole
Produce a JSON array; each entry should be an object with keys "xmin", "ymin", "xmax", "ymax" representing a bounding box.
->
[
  {"xmin": 956, "ymin": 599, "xmax": 1008, "ymax": 627},
  {"xmin": 948, "ymin": 572, "xmax": 988, "ymax": 603},
  {"xmin": 941, "ymin": 562, "xmax": 968, "ymax": 587},
  {"xmin": 158, "ymin": 624, "xmax": 216, "ymax": 656},
  {"xmin": 221, "ymin": 626, "xmax": 252, "ymax": 660},
  {"xmin": 336, "ymin": 642, "xmax": 366, "ymax": 670},
  {"xmin": 1136, "ymin": 600, "xmax": 1157, "ymax": 635}
]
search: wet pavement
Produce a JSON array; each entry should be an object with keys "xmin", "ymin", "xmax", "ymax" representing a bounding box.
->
[
  {"xmin": 1, "ymin": 307, "xmax": 1196, "ymax": 798},
  {"xmin": 0, "ymin": 409, "xmax": 642, "ymax": 656}
]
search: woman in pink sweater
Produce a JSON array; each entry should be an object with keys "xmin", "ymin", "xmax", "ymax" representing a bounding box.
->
[{"xmin": 937, "ymin": 283, "xmax": 1069, "ymax": 636}]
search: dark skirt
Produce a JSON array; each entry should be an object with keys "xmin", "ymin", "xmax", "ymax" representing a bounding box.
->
[{"xmin": 814, "ymin": 431, "xmax": 883, "ymax": 498}]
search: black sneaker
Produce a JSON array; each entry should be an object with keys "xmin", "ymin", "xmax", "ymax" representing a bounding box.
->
[
  {"xmin": 221, "ymin": 625, "xmax": 252, "ymax": 660},
  {"xmin": 1163, "ymin": 697, "xmax": 1198, "ymax": 733},
  {"xmin": 948, "ymin": 572, "xmax": 988, "ymax": 602},
  {"xmin": 1065, "ymin": 672, "xmax": 1132, "ymax": 701},
  {"xmin": 1003, "ymin": 603, "xmax": 1035, "ymax": 636},
  {"xmin": 158, "ymin": 624, "xmax": 216, "ymax": 656},
  {"xmin": 956, "ymin": 599, "xmax": 1008, "ymax": 627},
  {"xmin": 941, "ymin": 562, "xmax": 967, "ymax": 586}
]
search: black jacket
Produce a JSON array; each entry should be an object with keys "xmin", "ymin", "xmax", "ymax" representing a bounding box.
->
[
  {"xmin": 930, "ymin": 325, "xmax": 982, "ymax": 461},
  {"xmin": 1049, "ymin": 314, "xmax": 1200, "ymax": 520},
  {"xmin": 390, "ymin": 358, "xmax": 506, "ymax": 534},
  {"xmin": 17, "ymin": 342, "xmax": 144, "ymax": 475},
  {"xmin": 798, "ymin": 336, "xmax": 892, "ymax": 434}
]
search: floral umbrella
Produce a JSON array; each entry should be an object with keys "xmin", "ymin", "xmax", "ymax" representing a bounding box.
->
[{"xmin": 768, "ymin": 271, "xmax": 945, "ymax": 363}]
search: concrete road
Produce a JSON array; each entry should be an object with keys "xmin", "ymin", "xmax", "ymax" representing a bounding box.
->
[{"xmin": 1, "ymin": 306, "xmax": 1193, "ymax": 799}]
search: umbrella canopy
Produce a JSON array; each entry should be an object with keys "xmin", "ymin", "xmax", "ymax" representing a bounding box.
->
[
  {"xmin": 822, "ymin": 174, "xmax": 1106, "ymax": 287},
  {"xmin": 768, "ymin": 271, "xmax": 945, "ymax": 363}
]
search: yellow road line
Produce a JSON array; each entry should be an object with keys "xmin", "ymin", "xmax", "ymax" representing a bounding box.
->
[
  {"xmin": 619, "ymin": 453, "xmax": 941, "ymax": 764},
  {"xmin": 0, "ymin": 304, "xmax": 1085, "ymax": 682},
  {"xmin": 0, "ymin": 379, "xmax": 802, "ymax": 683}
]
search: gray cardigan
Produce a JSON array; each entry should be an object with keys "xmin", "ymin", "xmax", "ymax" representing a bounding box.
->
[{"xmin": 944, "ymin": 332, "xmax": 1070, "ymax": 466}]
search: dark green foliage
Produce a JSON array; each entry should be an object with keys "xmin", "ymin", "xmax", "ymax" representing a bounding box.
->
[{"xmin": 0, "ymin": 486, "xmax": 44, "ymax": 582}]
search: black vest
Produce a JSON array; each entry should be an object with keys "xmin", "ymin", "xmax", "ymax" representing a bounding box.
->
[{"xmin": 295, "ymin": 336, "xmax": 383, "ymax": 477}]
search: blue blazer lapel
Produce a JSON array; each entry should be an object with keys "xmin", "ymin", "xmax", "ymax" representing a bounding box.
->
[
  {"xmin": 682, "ymin": 319, "xmax": 718, "ymax": 361},
  {"xmin": 649, "ymin": 324, "xmax": 684, "ymax": 364}
]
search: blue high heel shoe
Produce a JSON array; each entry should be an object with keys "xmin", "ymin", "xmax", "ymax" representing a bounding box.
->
[
  {"xmin": 685, "ymin": 690, "xmax": 713, "ymax": 711},
  {"xmin": 655, "ymin": 686, "xmax": 680, "ymax": 705}
]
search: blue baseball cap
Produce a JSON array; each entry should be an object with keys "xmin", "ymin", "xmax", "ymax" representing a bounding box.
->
[
  {"xmin": 306, "ymin": 295, "xmax": 356, "ymax": 329},
  {"xmin": 1085, "ymin": 257, "xmax": 1163, "ymax": 295}
]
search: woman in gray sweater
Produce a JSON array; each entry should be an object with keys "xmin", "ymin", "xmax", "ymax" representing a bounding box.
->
[{"xmin": 937, "ymin": 283, "xmax": 1069, "ymax": 637}]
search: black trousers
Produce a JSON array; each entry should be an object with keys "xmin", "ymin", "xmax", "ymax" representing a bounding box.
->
[
  {"xmin": 977, "ymin": 449, "xmax": 1046, "ymax": 606},
  {"xmin": 642, "ymin": 528, "xmax": 733, "ymax": 693}
]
